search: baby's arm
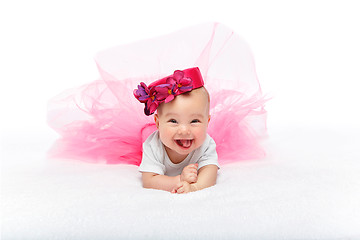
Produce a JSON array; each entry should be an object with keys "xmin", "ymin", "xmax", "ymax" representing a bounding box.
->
[
  {"xmin": 191, "ymin": 164, "xmax": 218, "ymax": 191},
  {"xmin": 142, "ymin": 163, "xmax": 198, "ymax": 192},
  {"xmin": 142, "ymin": 172, "xmax": 180, "ymax": 192},
  {"xmin": 172, "ymin": 164, "xmax": 218, "ymax": 194}
]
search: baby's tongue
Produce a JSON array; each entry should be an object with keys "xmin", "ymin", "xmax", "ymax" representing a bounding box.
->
[{"xmin": 178, "ymin": 140, "xmax": 191, "ymax": 148}]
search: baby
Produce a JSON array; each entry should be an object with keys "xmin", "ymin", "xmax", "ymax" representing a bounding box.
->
[{"xmin": 134, "ymin": 67, "xmax": 219, "ymax": 194}]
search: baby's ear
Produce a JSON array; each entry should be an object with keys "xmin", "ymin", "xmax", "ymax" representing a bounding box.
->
[{"xmin": 154, "ymin": 114, "xmax": 160, "ymax": 128}]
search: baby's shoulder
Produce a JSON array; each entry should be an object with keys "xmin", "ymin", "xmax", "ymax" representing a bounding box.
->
[
  {"xmin": 204, "ymin": 134, "xmax": 216, "ymax": 147},
  {"xmin": 143, "ymin": 131, "xmax": 163, "ymax": 153},
  {"xmin": 144, "ymin": 130, "xmax": 160, "ymax": 145}
]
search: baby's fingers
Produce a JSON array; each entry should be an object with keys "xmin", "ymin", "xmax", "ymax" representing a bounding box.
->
[
  {"xmin": 186, "ymin": 163, "xmax": 197, "ymax": 169},
  {"xmin": 190, "ymin": 163, "xmax": 199, "ymax": 169},
  {"xmin": 175, "ymin": 183, "xmax": 185, "ymax": 193},
  {"xmin": 188, "ymin": 174, "xmax": 197, "ymax": 183},
  {"xmin": 171, "ymin": 182, "xmax": 183, "ymax": 194},
  {"xmin": 177, "ymin": 186, "xmax": 185, "ymax": 194}
]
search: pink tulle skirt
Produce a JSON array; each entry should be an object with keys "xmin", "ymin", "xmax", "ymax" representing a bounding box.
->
[{"xmin": 47, "ymin": 22, "xmax": 268, "ymax": 165}]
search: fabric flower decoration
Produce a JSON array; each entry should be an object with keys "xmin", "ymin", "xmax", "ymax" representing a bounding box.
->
[
  {"xmin": 134, "ymin": 69, "xmax": 197, "ymax": 116},
  {"xmin": 168, "ymin": 70, "xmax": 193, "ymax": 94},
  {"xmin": 133, "ymin": 82, "xmax": 151, "ymax": 103},
  {"xmin": 154, "ymin": 84, "xmax": 175, "ymax": 103},
  {"xmin": 144, "ymin": 97, "xmax": 158, "ymax": 116},
  {"xmin": 155, "ymin": 70, "xmax": 193, "ymax": 103},
  {"xmin": 134, "ymin": 82, "xmax": 158, "ymax": 115}
]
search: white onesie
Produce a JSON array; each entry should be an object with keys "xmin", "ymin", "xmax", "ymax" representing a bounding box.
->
[{"xmin": 138, "ymin": 131, "xmax": 219, "ymax": 176}]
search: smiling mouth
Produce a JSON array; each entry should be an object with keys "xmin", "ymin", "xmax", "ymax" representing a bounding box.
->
[{"xmin": 175, "ymin": 139, "xmax": 193, "ymax": 148}]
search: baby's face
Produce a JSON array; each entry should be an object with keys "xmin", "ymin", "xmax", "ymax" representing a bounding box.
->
[{"xmin": 155, "ymin": 88, "xmax": 210, "ymax": 159}]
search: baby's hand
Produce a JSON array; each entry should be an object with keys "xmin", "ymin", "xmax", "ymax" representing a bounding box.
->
[
  {"xmin": 180, "ymin": 164, "xmax": 198, "ymax": 183},
  {"xmin": 171, "ymin": 181, "xmax": 192, "ymax": 194}
]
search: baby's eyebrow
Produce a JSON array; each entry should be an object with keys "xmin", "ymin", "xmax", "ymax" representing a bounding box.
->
[
  {"xmin": 164, "ymin": 113, "xmax": 205, "ymax": 118},
  {"xmin": 191, "ymin": 113, "xmax": 205, "ymax": 118},
  {"xmin": 164, "ymin": 112, "xmax": 179, "ymax": 118}
]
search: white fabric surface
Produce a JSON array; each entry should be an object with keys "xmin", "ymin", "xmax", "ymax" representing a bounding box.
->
[
  {"xmin": 139, "ymin": 131, "xmax": 219, "ymax": 176},
  {"xmin": 2, "ymin": 124, "xmax": 360, "ymax": 240}
]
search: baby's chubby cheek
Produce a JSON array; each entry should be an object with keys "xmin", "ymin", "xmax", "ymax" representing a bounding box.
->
[
  {"xmin": 158, "ymin": 128, "xmax": 173, "ymax": 144},
  {"xmin": 193, "ymin": 130, "xmax": 207, "ymax": 147}
]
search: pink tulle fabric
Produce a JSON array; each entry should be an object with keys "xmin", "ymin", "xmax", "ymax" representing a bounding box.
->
[{"xmin": 47, "ymin": 22, "xmax": 268, "ymax": 165}]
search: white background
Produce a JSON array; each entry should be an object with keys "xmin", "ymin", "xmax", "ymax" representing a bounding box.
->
[
  {"xmin": 2, "ymin": 2, "xmax": 360, "ymax": 239},
  {"xmin": 1, "ymin": 0, "xmax": 360, "ymax": 139}
]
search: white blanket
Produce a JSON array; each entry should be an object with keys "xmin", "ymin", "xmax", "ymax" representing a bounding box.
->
[{"xmin": 2, "ymin": 125, "xmax": 360, "ymax": 239}]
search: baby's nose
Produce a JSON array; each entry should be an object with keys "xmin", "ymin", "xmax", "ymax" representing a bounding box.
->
[{"xmin": 178, "ymin": 125, "xmax": 190, "ymax": 135}]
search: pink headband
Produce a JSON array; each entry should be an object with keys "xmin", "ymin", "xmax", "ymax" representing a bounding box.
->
[{"xmin": 134, "ymin": 67, "xmax": 204, "ymax": 115}]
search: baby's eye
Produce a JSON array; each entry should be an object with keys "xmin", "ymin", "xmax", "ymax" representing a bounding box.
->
[
  {"xmin": 191, "ymin": 119, "xmax": 200, "ymax": 123},
  {"xmin": 168, "ymin": 119, "xmax": 178, "ymax": 123}
]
